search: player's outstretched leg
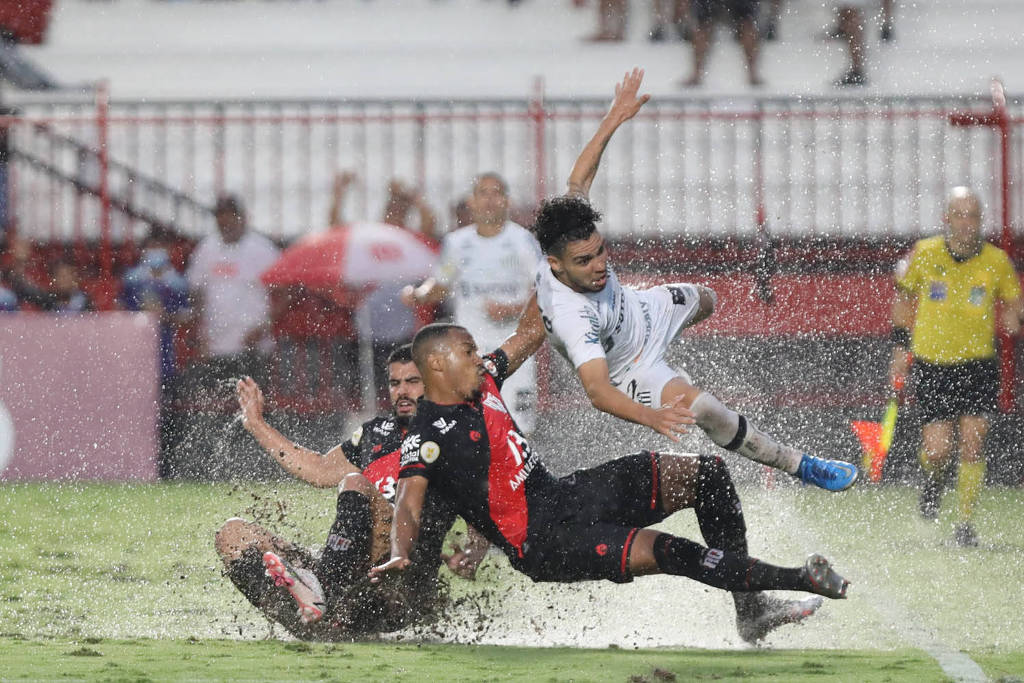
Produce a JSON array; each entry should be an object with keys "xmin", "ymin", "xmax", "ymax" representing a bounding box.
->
[
  {"xmin": 263, "ymin": 551, "xmax": 326, "ymax": 625},
  {"xmin": 688, "ymin": 391, "xmax": 858, "ymax": 492}
]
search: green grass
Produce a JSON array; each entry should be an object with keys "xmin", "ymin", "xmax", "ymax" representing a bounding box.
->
[{"xmin": 2, "ymin": 480, "xmax": 1023, "ymax": 681}]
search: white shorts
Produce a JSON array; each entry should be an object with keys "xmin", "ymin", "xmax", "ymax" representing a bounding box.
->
[
  {"xmin": 500, "ymin": 355, "xmax": 537, "ymax": 434},
  {"xmin": 609, "ymin": 283, "xmax": 699, "ymax": 409}
]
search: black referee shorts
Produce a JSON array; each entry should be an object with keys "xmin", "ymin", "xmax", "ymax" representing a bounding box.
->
[
  {"xmin": 913, "ymin": 358, "xmax": 999, "ymax": 423},
  {"xmin": 520, "ymin": 452, "xmax": 670, "ymax": 584}
]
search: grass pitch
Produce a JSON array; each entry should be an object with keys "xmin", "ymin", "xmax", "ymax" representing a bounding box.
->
[{"xmin": 2, "ymin": 480, "xmax": 1023, "ymax": 681}]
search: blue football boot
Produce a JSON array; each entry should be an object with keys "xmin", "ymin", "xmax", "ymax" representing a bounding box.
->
[{"xmin": 796, "ymin": 454, "xmax": 858, "ymax": 492}]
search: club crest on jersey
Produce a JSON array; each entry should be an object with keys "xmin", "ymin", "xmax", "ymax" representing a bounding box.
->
[
  {"xmin": 969, "ymin": 285, "xmax": 986, "ymax": 306},
  {"xmin": 432, "ymin": 417, "xmax": 457, "ymax": 434},
  {"xmin": 420, "ymin": 441, "xmax": 440, "ymax": 464},
  {"xmin": 482, "ymin": 393, "xmax": 507, "ymax": 414},
  {"xmin": 929, "ymin": 281, "xmax": 947, "ymax": 301},
  {"xmin": 350, "ymin": 425, "xmax": 363, "ymax": 446},
  {"xmin": 482, "ymin": 357, "xmax": 498, "ymax": 377}
]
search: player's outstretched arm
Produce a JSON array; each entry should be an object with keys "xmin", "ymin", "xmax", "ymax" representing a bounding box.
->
[
  {"xmin": 577, "ymin": 359, "xmax": 695, "ymax": 441},
  {"xmin": 566, "ymin": 67, "xmax": 650, "ymax": 199},
  {"xmin": 236, "ymin": 376, "xmax": 360, "ymax": 487},
  {"xmin": 401, "ymin": 277, "xmax": 448, "ymax": 308},
  {"xmin": 498, "ymin": 292, "xmax": 546, "ymax": 376},
  {"xmin": 370, "ymin": 476, "xmax": 428, "ymax": 581}
]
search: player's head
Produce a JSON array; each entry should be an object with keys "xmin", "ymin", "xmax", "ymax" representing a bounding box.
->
[
  {"xmin": 944, "ymin": 186, "xmax": 982, "ymax": 257},
  {"xmin": 412, "ymin": 323, "xmax": 485, "ymax": 402},
  {"xmin": 533, "ymin": 195, "xmax": 609, "ymax": 293},
  {"xmin": 386, "ymin": 344, "xmax": 422, "ymax": 421},
  {"xmin": 470, "ymin": 172, "xmax": 509, "ymax": 227},
  {"xmin": 214, "ymin": 194, "xmax": 247, "ymax": 244}
]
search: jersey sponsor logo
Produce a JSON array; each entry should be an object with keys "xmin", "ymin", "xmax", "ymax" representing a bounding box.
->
[
  {"xmin": 350, "ymin": 425, "xmax": 363, "ymax": 446},
  {"xmin": 470, "ymin": 430, "xmax": 482, "ymax": 442},
  {"xmin": 929, "ymin": 281, "xmax": 947, "ymax": 301},
  {"xmin": 400, "ymin": 434, "xmax": 422, "ymax": 467},
  {"xmin": 702, "ymin": 548, "xmax": 725, "ymax": 570},
  {"xmin": 482, "ymin": 392, "xmax": 508, "ymax": 414},
  {"xmin": 420, "ymin": 440, "xmax": 441, "ymax": 464},
  {"xmin": 595, "ymin": 543, "xmax": 609, "ymax": 556},
  {"xmin": 580, "ymin": 307, "xmax": 601, "ymax": 345},
  {"xmin": 432, "ymin": 417, "xmax": 457, "ymax": 434},
  {"xmin": 667, "ymin": 285, "xmax": 688, "ymax": 306},
  {"xmin": 372, "ymin": 444, "xmax": 383, "ymax": 453},
  {"xmin": 969, "ymin": 285, "xmax": 986, "ymax": 306},
  {"xmin": 373, "ymin": 420, "xmax": 395, "ymax": 436}
]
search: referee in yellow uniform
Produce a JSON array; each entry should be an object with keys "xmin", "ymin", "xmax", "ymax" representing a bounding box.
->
[{"xmin": 890, "ymin": 187, "xmax": 1022, "ymax": 547}]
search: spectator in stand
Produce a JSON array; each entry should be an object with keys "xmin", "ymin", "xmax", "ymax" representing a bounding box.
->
[
  {"xmin": 583, "ymin": 0, "xmax": 628, "ymax": 42},
  {"xmin": 684, "ymin": 0, "xmax": 763, "ymax": 87},
  {"xmin": 3, "ymin": 238, "xmax": 93, "ymax": 312},
  {"xmin": 184, "ymin": 194, "xmax": 280, "ymax": 392},
  {"xmin": 829, "ymin": 0, "xmax": 894, "ymax": 86},
  {"xmin": 329, "ymin": 172, "xmax": 439, "ymax": 407},
  {"xmin": 649, "ymin": 0, "xmax": 689, "ymax": 42},
  {"xmin": 121, "ymin": 229, "xmax": 192, "ymax": 390}
]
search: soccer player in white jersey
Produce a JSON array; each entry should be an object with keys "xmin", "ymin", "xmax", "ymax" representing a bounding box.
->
[
  {"xmin": 524, "ymin": 68, "xmax": 857, "ymax": 492},
  {"xmin": 402, "ymin": 173, "xmax": 542, "ymax": 432}
]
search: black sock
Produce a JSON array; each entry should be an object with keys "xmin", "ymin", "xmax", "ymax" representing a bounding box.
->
[
  {"xmin": 316, "ymin": 490, "xmax": 372, "ymax": 590},
  {"xmin": 695, "ymin": 454, "xmax": 748, "ymax": 555},
  {"xmin": 652, "ymin": 533, "xmax": 806, "ymax": 592}
]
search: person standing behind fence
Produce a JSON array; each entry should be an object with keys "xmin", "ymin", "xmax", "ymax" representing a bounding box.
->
[
  {"xmin": 684, "ymin": 0, "xmax": 763, "ymax": 87},
  {"xmin": 890, "ymin": 186, "xmax": 1022, "ymax": 547},
  {"xmin": 401, "ymin": 173, "xmax": 541, "ymax": 433},
  {"xmin": 185, "ymin": 194, "xmax": 280, "ymax": 393}
]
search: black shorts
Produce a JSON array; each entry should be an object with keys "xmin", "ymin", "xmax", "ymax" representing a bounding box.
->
[
  {"xmin": 914, "ymin": 358, "xmax": 998, "ymax": 423},
  {"xmin": 519, "ymin": 452, "xmax": 670, "ymax": 584},
  {"xmin": 692, "ymin": 0, "xmax": 759, "ymax": 23}
]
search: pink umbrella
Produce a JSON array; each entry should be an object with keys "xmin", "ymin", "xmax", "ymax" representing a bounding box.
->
[{"xmin": 261, "ymin": 222, "xmax": 439, "ymax": 291}]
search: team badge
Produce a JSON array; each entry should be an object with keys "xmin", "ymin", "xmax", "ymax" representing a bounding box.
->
[
  {"xmin": 929, "ymin": 281, "xmax": 947, "ymax": 301},
  {"xmin": 969, "ymin": 285, "xmax": 986, "ymax": 306},
  {"xmin": 420, "ymin": 441, "xmax": 440, "ymax": 464}
]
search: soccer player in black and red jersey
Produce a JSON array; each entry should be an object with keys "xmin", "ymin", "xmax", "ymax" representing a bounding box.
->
[
  {"xmin": 214, "ymin": 345, "xmax": 486, "ymax": 641},
  {"xmin": 371, "ymin": 325, "xmax": 853, "ymax": 644}
]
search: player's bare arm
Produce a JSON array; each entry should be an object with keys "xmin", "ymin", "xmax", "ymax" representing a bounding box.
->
[
  {"xmin": 889, "ymin": 287, "xmax": 916, "ymax": 387},
  {"xmin": 369, "ymin": 474, "xmax": 428, "ymax": 581},
  {"xmin": 498, "ymin": 292, "xmax": 546, "ymax": 375},
  {"xmin": 401, "ymin": 277, "xmax": 448, "ymax": 308},
  {"xmin": 577, "ymin": 358, "xmax": 695, "ymax": 441},
  {"xmin": 566, "ymin": 67, "xmax": 650, "ymax": 199},
  {"xmin": 236, "ymin": 376, "xmax": 360, "ymax": 487},
  {"xmin": 1001, "ymin": 296, "xmax": 1023, "ymax": 336}
]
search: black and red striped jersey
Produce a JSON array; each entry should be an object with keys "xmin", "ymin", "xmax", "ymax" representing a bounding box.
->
[
  {"xmin": 399, "ymin": 353, "xmax": 563, "ymax": 567},
  {"xmin": 340, "ymin": 415, "xmax": 407, "ymax": 502}
]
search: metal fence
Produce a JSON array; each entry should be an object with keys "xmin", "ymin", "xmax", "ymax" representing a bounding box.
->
[{"xmin": 4, "ymin": 86, "xmax": 1023, "ymax": 250}]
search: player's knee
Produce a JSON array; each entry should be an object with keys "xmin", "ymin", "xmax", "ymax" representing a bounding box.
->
[
  {"xmin": 214, "ymin": 517, "xmax": 253, "ymax": 561},
  {"xmin": 339, "ymin": 472, "xmax": 375, "ymax": 496}
]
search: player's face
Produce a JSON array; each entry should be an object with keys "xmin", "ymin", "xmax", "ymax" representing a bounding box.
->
[
  {"xmin": 444, "ymin": 329, "xmax": 487, "ymax": 402},
  {"xmin": 549, "ymin": 232, "xmax": 609, "ymax": 293},
  {"xmin": 945, "ymin": 195, "xmax": 982, "ymax": 256},
  {"xmin": 471, "ymin": 177, "xmax": 508, "ymax": 226},
  {"xmin": 387, "ymin": 361, "xmax": 423, "ymax": 418}
]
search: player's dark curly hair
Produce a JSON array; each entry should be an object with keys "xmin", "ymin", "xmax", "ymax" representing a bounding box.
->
[
  {"xmin": 387, "ymin": 343, "xmax": 413, "ymax": 366},
  {"xmin": 531, "ymin": 195, "xmax": 602, "ymax": 256}
]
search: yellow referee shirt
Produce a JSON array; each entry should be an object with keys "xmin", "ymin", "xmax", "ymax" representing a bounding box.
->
[{"xmin": 897, "ymin": 235, "xmax": 1021, "ymax": 364}]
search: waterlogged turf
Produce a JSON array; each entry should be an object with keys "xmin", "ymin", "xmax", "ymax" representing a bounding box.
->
[
  {"xmin": 0, "ymin": 637, "xmax": 957, "ymax": 682},
  {"xmin": 2, "ymin": 480, "xmax": 1023, "ymax": 679}
]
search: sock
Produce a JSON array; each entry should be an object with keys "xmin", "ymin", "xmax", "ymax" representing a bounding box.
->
[
  {"xmin": 690, "ymin": 392, "xmax": 803, "ymax": 473},
  {"xmin": 652, "ymin": 533, "xmax": 806, "ymax": 592},
  {"xmin": 695, "ymin": 454, "xmax": 748, "ymax": 554},
  {"xmin": 316, "ymin": 490, "xmax": 372, "ymax": 590},
  {"xmin": 956, "ymin": 460, "xmax": 985, "ymax": 521}
]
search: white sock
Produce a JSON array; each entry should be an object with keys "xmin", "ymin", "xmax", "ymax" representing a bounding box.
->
[{"xmin": 690, "ymin": 392, "xmax": 803, "ymax": 474}]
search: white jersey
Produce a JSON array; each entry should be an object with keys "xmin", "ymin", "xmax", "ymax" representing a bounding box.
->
[
  {"xmin": 186, "ymin": 230, "xmax": 280, "ymax": 356},
  {"xmin": 435, "ymin": 221, "xmax": 541, "ymax": 349},
  {"xmin": 535, "ymin": 263, "xmax": 651, "ymax": 383}
]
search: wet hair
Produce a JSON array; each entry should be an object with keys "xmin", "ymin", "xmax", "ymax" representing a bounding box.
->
[
  {"xmin": 411, "ymin": 323, "xmax": 467, "ymax": 369},
  {"xmin": 473, "ymin": 172, "xmax": 509, "ymax": 196},
  {"xmin": 532, "ymin": 194, "xmax": 602, "ymax": 256},
  {"xmin": 386, "ymin": 343, "xmax": 414, "ymax": 366},
  {"xmin": 214, "ymin": 193, "xmax": 245, "ymax": 218}
]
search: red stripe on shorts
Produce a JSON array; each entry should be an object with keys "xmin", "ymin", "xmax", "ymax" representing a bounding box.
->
[{"xmin": 621, "ymin": 527, "xmax": 639, "ymax": 578}]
